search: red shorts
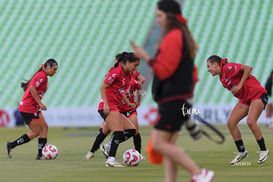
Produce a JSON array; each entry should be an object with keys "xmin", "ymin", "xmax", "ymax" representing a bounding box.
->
[{"xmin": 239, "ymin": 93, "xmax": 268, "ymax": 108}]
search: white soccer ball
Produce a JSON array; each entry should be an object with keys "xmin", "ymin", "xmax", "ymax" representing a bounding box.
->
[
  {"xmin": 42, "ymin": 144, "xmax": 58, "ymax": 160},
  {"xmin": 123, "ymin": 149, "xmax": 141, "ymax": 166}
]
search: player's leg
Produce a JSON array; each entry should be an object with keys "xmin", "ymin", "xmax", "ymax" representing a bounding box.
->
[
  {"xmin": 153, "ymin": 129, "xmax": 199, "ymax": 175},
  {"xmin": 100, "ymin": 113, "xmax": 136, "ymax": 159},
  {"xmin": 247, "ymin": 99, "xmax": 269, "ymax": 164},
  {"xmin": 96, "ymin": 123, "xmax": 111, "ymax": 159},
  {"xmin": 163, "ymin": 132, "xmax": 179, "ymax": 182},
  {"xmin": 128, "ymin": 114, "xmax": 143, "ymax": 155},
  {"xmin": 84, "ymin": 122, "xmax": 111, "ymax": 159},
  {"xmin": 153, "ymin": 100, "xmax": 214, "ymax": 181},
  {"xmin": 105, "ymin": 111, "xmax": 125, "ymax": 167},
  {"xmin": 36, "ymin": 113, "xmax": 48, "ymax": 160},
  {"xmin": 6, "ymin": 112, "xmax": 41, "ymax": 158},
  {"xmin": 121, "ymin": 114, "xmax": 136, "ymax": 141},
  {"xmin": 153, "ymin": 129, "xmax": 214, "ymax": 182},
  {"xmin": 227, "ymin": 102, "xmax": 248, "ymax": 165},
  {"xmin": 84, "ymin": 110, "xmax": 111, "ymax": 159}
]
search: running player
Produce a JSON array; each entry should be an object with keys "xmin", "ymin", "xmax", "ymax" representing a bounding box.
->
[
  {"xmin": 6, "ymin": 59, "xmax": 58, "ymax": 160},
  {"xmin": 207, "ymin": 55, "xmax": 269, "ymax": 165},
  {"xmin": 101, "ymin": 52, "xmax": 140, "ymax": 167}
]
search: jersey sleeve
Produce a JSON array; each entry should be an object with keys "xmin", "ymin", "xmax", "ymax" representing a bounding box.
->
[
  {"xmin": 225, "ymin": 63, "xmax": 242, "ymax": 78},
  {"xmin": 131, "ymin": 80, "xmax": 141, "ymax": 90},
  {"xmin": 148, "ymin": 29, "xmax": 183, "ymax": 80},
  {"xmin": 31, "ymin": 72, "xmax": 46, "ymax": 88},
  {"xmin": 103, "ymin": 68, "xmax": 120, "ymax": 85}
]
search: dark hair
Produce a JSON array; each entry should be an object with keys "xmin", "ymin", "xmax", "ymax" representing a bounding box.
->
[
  {"xmin": 114, "ymin": 52, "xmax": 128, "ymax": 68},
  {"xmin": 157, "ymin": 0, "xmax": 181, "ymax": 14},
  {"xmin": 207, "ymin": 55, "xmax": 222, "ymax": 65},
  {"xmin": 21, "ymin": 59, "xmax": 58, "ymax": 91},
  {"xmin": 121, "ymin": 52, "xmax": 139, "ymax": 64},
  {"xmin": 157, "ymin": 1, "xmax": 198, "ymax": 60}
]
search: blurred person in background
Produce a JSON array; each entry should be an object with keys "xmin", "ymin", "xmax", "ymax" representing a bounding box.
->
[
  {"xmin": 14, "ymin": 103, "xmax": 24, "ymax": 126},
  {"xmin": 265, "ymin": 70, "xmax": 273, "ymax": 128},
  {"xmin": 6, "ymin": 59, "xmax": 58, "ymax": 160},
  {"xmin": 131, "ymin": 0, "xmax": 214, "ymax": 181},
  {"xmin": 207, "ymin": 55, "xmax": 269, "ymax": 165}
]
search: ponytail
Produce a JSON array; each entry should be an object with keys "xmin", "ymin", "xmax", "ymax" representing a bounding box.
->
[{"xmin": 21, "ymin": 59, "xmax": 58, "ymax": 91}]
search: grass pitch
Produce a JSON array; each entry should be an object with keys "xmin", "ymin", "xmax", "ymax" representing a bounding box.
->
[{"xmin": 0, "ymin": 124, "xmax": 272, "ymax": 182}]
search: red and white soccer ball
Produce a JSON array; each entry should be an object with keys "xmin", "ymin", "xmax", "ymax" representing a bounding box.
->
[
  {"xmin": 123, "ymin": 149, "xmax": 141, "ymax": 166},
  {"xmin": 42, "ymin": 144, "xmax": 58, "ymax": 160}
]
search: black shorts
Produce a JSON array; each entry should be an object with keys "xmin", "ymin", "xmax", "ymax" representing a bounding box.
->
[
  {"xmin": 98, "ymin": 109, "xmax": 137, "ymax": 120},
  {"xmin": 121, "ymin": 109, "xmax": 137, "ymax": 118},
  {"xmin": 154, "ymin": 100, "xmax": 191, "ymax": 132},
  {"xmin": 98, "ymin": 110, "xmax": 107, "ymax": 120},
  {"xmin": 260, "ymin": 93, "xmax": 268, "ymax": 109},
  {"xmin": 20, "ymin": 111, "xmax": 41, "ymax": 125}
]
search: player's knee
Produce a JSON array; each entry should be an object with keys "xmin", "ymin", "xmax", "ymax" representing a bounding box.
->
[
  {"xmin": 227, "ymin": 120, "xmax": 236, "ymax": 130},
  {"xmin": 29, "ymin": 131, "xmax": 40, "ymax": 139},
  {"xmin": 246, "ymin": 120, "xmax": 256, "ymax": 129},
  {"xmin": 152, "ymin": 139, "xmax": 163, "ymax": 152}
]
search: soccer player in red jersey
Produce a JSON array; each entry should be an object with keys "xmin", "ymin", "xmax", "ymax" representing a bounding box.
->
[
  {"xmin": 99, "ymin": 76, "xmax": 145, "ymax": 159},
  {"xmin": 83, "ymin": 53, "xmax": 144, "ymax": 160},
  {"xmin": 6, "ymin": 59, "xmax": 58, "ymax": 160},
  {"xmin": 101, "ymin": 52, "xmax": 140, "ymax": 167},
  {"xmin": 207, "ymin": 55, "xmax": 269, "ymax": 165}
]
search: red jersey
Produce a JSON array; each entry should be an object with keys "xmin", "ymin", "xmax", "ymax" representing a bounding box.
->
[
  {"xmin": 131, "ymin": 70, "xmax": 140, "ymax": 81},
  {"xmin": 148, "ymin": 29, "xmax": 183, "ymax": 81},
  {"xmin": 220, "ymin": 63, "xmax": 267, "ymax": 104},
  {"xmin": 98, "ymin": 69, "xmax": 141, "ymax": 111},
  {"xmin": 103, "ymin": 65, "xmax": 131, "ymax": 110},
  {"xmin": 19, "ymin": 71, "xmax": 48, "ymax": 113},
  {"xmin": 98, "ymin": 66, "xmax": 116, "ymax": 111},
  {"xmin": 119, "ymin": 79, "xmax": 141, "ymax": 112}
]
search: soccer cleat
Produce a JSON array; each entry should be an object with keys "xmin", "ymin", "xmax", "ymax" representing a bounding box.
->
[
  {"xmin": 191, "ymin": 168, "xmax": 214, "ymax": 182},
  {"xmin": 230, "ymin": 151, "xmax": 248, "ymax": 165},
  {"xmin": 6, "ymin": 142, "xmax": 13, "ymax": 159},
  {"xmin": 105, "ymin": 159, "xmax": 124, "ymax": 167},
  {"xmin": 36, "ymin": 155, "xmax": 45, "ymax": 160},
  {"xmin": 100, "ymin": 144, "xmax": 109, "ymax": 158},
  {"xmin": 258, "ymin": 150, "xmax": 269, "ymax": 164},
  {"xmin": 139, "ymin": 153, "xmax": 146, "ymax": 160},
  {"xmin": 82, "ymin": 151, "xmax": 94, "ymax": 160}
]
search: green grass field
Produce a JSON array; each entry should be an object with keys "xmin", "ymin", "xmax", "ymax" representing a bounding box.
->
[{"xmin": 0, "ymin": 124, "xmax": 272, "ymax": 182}]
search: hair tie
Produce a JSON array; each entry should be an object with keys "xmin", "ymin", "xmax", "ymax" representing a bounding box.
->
[
  {"xmin": 175, "ymin": 14, "xmax": 187, "ymax": 24},
  {"xmin": 221, "ymin": 59, "xmax": 228, "ymax": 65},
  {"xmin": 220, "ymin": 59, "xmax": 228, "ymax": 72},
  {"xmin": 41, "ymin": 64, "xmax": 45, "ymax": 70}
]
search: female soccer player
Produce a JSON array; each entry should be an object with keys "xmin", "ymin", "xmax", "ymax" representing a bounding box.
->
[
  {"xmin": 83, "ymin": 53, "xmax": 145, "ymax": 160},
  {"xmin": 6, "ymin": 59, "xmax": 58, "ymax": 160},
  {"xmin": 131, "ymin": 0, "xmax": 214, "ymax": 181},
  {"xmin": 99, "ymin": 76, "xmax": 144, "ymax": 159},
  {"xmin": 101, "ymin": 52, "xmax": 140, "ymax": 167},
  {"xmin": 206, "ymin": 55, "xmax": 269, "ymax": 165}
]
